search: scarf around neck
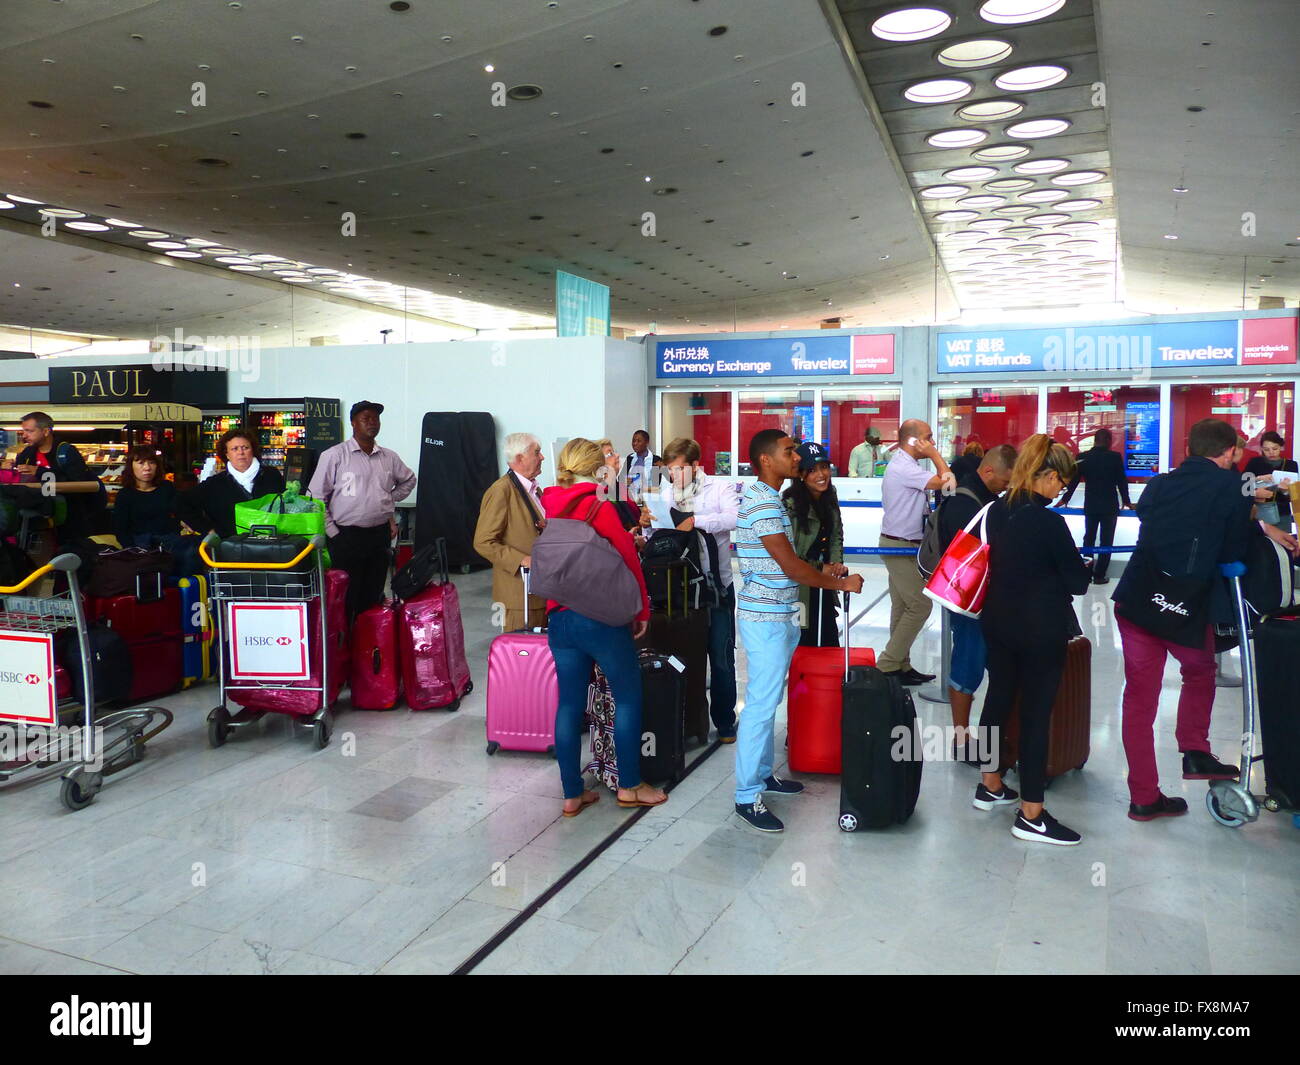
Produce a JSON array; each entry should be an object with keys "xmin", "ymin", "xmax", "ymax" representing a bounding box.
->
[{"xmin": 229, "ymin": 456, "xmax": 261, "ymax": 496}]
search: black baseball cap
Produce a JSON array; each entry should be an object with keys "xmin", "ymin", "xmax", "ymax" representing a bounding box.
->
[
  {"xmin": 350, "ymin": 400, "xmax": 384, "ymax": 420},
  {"xmin": 795, "ymin": 441, "xmax": 830, "ymax": 471}
]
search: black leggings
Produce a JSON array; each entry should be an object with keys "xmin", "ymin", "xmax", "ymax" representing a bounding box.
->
[{"xmin": 978, "ymin": 638, "xmax": 1067, "ymax": 804}]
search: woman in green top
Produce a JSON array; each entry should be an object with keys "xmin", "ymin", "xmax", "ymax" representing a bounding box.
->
[{"xmin": 783, "ymin": 442, "xmax": 849, "ymax": 647}]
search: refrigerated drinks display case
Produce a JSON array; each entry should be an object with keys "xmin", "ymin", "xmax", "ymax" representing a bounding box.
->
[{"xmin": 240, "ymin": 397, "xmax": 342, "ymax": 481}]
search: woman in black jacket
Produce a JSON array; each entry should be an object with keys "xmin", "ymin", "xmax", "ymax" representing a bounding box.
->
[
  {"xmin": 975, "ymin": 434, "xmax": 1091, "ymax": 846},
  {"xmin": 195, "ymin": 428, "xmax": 285, "ymax": 540}
]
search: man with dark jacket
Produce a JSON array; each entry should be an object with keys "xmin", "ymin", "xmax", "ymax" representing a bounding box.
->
[
  {"xmin": 3, "ymin": 411, "xmax": 105, "ymax": 544},
  {"xmin": 1113, "ymin": 418, "xmax": 1298, "ymax": 822},
  {"xmin": 1056, "ymin": 427, "xmax": 1131, "ymax": 584},
  {"xmin": 936, "ymin": 443, "xmax": 1015, "ymax": 760}
]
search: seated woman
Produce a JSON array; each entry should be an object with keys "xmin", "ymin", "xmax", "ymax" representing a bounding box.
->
[
  {"xmin": 782, "ymin": 442, "xmax": 848, "ymax": 647},
  {"xmin": 112, "ymin": 446, "xmax": 200, "ymax": 574},
  {"xmin": 194, "ymin": 427, "xmax": 285, "ymax": 540}
]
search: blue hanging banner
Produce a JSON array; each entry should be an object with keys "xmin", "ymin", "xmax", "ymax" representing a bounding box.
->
[{"xmin": 555, "ymin": 271, "xmax": 610, "ymax": 337}]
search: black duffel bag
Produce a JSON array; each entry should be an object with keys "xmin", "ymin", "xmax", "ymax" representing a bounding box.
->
[
  {"xmin": 392, "ymin": 537, "xmax": 448, "ymax": 601},
  {"xmin": 83, "ymin": 545, "xmax": 172, "ymax": 599},
  {"xmin": 212, "ymin": 525, "xmax": 313, "ymax": 597}
]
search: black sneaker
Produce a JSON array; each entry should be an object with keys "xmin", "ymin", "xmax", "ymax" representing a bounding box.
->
[
  {"xmin": 717, "ymin": 730, "xmax": 736, "ymax": 745},
  {"xmin": 953, "ymin": 737, "xmax": 987, "ymax": 767},
  {"xmin": 1181, "ymin": 750, "xmax": 1239, "ymax": 781},
  {"xmin": 735, "ymin": 796, "xmax": 784, "ymax": 833},
  {"xmin": 1091, "ymin": 575, "xmax": 1111, "ymax": 585},
  {"xmin": 973, "ymin": 781, "xmax": 1020, "ymax": 810},
  {"xmin": 764, "ymin": 775, "xmax": 805, "ymax": 795},
  {"xmin": 899, "ymin": 668, "xmax": 935, "ymax": 686},
  {"xmin": 1011, "ymin": 808, "xmax": 1081, "ymax": 846},
  {"xmin": 1129, "ymin": 794, "xmax": 1190, "ymax": 822}
]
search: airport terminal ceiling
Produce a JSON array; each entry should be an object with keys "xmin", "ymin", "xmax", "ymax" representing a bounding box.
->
[{"xmin": 0, "ymin": 0, "xmax": 1294, "ymax": 342}]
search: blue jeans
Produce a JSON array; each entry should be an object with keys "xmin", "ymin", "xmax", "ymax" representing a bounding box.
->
[
  {"xmin": 709, "ymin": 585, "xmax": 738, "ymax": 734},
  {"xmin": 735, "ymin": 615, "xmax": 801, "ymax": 805},
  {"xmin": 948, "ymin": 611, "xmax": 988, "ymax": 695},
  {"xmin": 547, "ymin": 608, "xmax": 643, "ymax": 798}
]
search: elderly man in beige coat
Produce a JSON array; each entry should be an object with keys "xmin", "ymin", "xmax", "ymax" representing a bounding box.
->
[{"xmin": 473, "ymin": 432, "xmax": 548, "ymax": 632}]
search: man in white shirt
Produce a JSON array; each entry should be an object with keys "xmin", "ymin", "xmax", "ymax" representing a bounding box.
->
[
  {"xmin": 623, "ymin": 429, "xmax": 661, "ymax": 504},
  {"xmin": 878, "ymin": 419, "xmax": 954, "ymax": 684},
  {"xmin": 659, "ymin": 437, "xmax": 742, "ymax": 740},
  {"xmin": 848, "ymin": 430, "xmax": 882, "ymax": 478}
]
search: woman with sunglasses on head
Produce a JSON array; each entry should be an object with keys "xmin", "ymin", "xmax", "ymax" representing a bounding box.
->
[{"xmin": 974, "ymin": 434, "xmax": 1092, "ymax": 846}]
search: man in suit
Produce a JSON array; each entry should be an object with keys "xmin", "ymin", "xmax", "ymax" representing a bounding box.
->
[
  {"xmin": 623, "ymin": 429, "xmax": 661, "ymax": 503},
  {"xmin": 473, "ymin": 432, "xmax": 548, "ymax": 632},
  {"xmin": 1056, "ymin": 427, "xmax": 1132, "ymax": 584}
]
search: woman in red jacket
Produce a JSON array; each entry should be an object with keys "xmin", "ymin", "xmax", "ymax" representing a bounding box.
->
[{"xmin": 543, "ymin": 438, "xmax": 667, "ymax": 816}]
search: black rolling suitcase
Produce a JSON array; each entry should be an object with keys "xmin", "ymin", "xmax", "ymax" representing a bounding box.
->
[
  {"xmin": 585, "ymin": 650, "xmax": 687, "ymax": 787},
  {"xmin": 635, "ymin": 609, "xmax": 710, "ymax": 745},
  {"xmin": 1255, "ymin": 612, "xmax": 1300, "ymax": 809},
  {"xmin": 838, "ymin": 596, "xmax": 922, "ymax": 831},
  {"xmin": 414, "ymin": 411, "xmax": 497, "ymax": 571}
]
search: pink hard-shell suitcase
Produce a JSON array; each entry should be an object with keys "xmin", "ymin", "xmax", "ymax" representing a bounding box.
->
[
  {"xmin": 398, "ymin": 582, "xmax": 472, "ymax": 710},
  {"xmin": 350, "ymin": 600, "xmax": 401, "ymax": 710},
  {"xmin": 229, "ymin": 568, "xmax": 349, "ymax": 715},
  {"xmin": 485, "ymin": 570, "xmax": 557, "ymax": 754}
]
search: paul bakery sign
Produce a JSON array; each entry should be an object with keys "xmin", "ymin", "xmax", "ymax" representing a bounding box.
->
[
  {"xmin": 50, "ymin": 365, "xmax": 227, "ymax": 406},
  {"xmin": 937, "ymin": 317, "xmax": 1297, "ymax": 375},
  {"xmin": 655, "ymin": 334, "xmax": 895, "ymax": 379}
]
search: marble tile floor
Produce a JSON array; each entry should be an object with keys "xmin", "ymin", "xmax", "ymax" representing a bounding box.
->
[{"xmin": 1, "ymin": 566, "xmax": 1295, "ymax": 976}]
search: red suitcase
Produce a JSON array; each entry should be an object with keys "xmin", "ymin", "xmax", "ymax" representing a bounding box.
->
[
  {"xmin": 398, "ymin": 582, "xmax": 472, "ymax": 710},
  {"xmin": 350, "ymin": 600, "xmax": 402, "ymax": 710},
  {"xmin": 787, "ymin": 644, "xmax": 876, "ymax": 774},
  {"xmin": 86, "ymin": 588, "xmax": 185, "ymax": 703},
  {"xmin": 229, "ymin": 569, "xmax": 350, "ymax": 716}
]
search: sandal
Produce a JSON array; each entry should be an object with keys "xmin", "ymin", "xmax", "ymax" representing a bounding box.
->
[
  {"xmin": 562, "ymin": 790, "xmax": 601, "ymax": 818},
  {"xmin": 616, "ymin": 785, "xmax": 668, "ymax": 809}
]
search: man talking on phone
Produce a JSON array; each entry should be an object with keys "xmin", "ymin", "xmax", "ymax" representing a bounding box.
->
[{"xmin": 878, "ymin": 420, "xmax": 955, "ymax": 684}]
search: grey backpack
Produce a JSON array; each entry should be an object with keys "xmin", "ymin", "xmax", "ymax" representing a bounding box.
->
[
  {"xmin": 916, "ymin": 487, "xmax": 980, "ymax": 578},
  {"xmin": 528, "ymin": 492, "xmax": 645, "ymax": 627}
]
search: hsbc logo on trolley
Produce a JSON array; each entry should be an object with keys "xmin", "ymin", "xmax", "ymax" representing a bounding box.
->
[
  {"xmin": 241, "ymin": 636, "xmax": 295, "ymax": 647},
  {"xmin": 0, "ymin": 670, "xmax": 42, "ymax": 685}
]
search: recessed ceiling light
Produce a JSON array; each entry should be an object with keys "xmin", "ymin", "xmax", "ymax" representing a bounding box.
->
[
  {"xmin": 63, "ymin": 221, "xmax": 110, "ymax": 231},
  {"xmin": 7, "ymin": 195, "xmax": 43, "ymax": 204},
  {"xmin": 968, "ymin": 218, "xmax": 1012, "ymax": 230},
  {"xmin": 200, "ymin": 247, "xmax": 240, "ymax": 255},
  {"xmin": 1020, "ymin": 188, "xmax": 1069, "ymax": 202},
  {"xmin": 1055, "ymin": 220, "xmax": 1100, "ymax": 232},
  {"xmin": 1053, "ymin": 170, "xmax": 1106, "ymax": 186},
  {"xmin": 972, "ymin": 143, "xmax": 1030, "ymax": 160},
  {"xmin": 1001, "ymin": 225, "xmax": 1042, "ymax": 235},
  {"xmin": 1006, "ymin": 117, "xmax": 1071, "ymax": 138},
  {"xmin": 38, "ymin": 207, "xmax": 85, "ymax": 219},
  {"xmin": 870, "ymin": 7, "xmax": 952, "ymax": 41},
  {"xmin": 936, "ymin": 38, "xmax": 1014, "ymax": 68},
  {"xmin": 0, "ymin": 201, "xmax": 17, "ymax": 210},
  {"xmin": 993, "ymin": 205, "xmax": 1039, "ymax": 215},
  {"xmin": 229, "ymin": 264, "xmax": 263, "ymax": 271},
  {"xmin": 903, "ymin": 78, "xmax": 973, "ymax": 104},
  {"xmin": 994, "ymin": 64, "xmax": 1069, "ymax": 92},
  {"xmin": 248, "ymin": 254, "xmax": 283, "ymax": 262},
  {"xmin": 1172, "ymin": 185, "xmax": 1189, "ymax": 193},
  {"xmin": 129, "ymin": 229, "xmax": 169, "ymax": 238},
  {"xmin": 920, "ymin": 184, "xmax": 971, "ymax": 198},
  {"xmin": 102, "ymin": 217, "xmax": 141, "ymax": 227},
  {"xmin": 927, "ymin": 128, "xmax": 988, "ymax": 148},
  {"xmin": 1013, "ymin": 157, "xmax": 1070, "ymax": 174},
  {"xmin": 956, "ymin": 98, "xmax": 1024, "ymax": 121},
  {"xmin": 146, "ymin": 240, "xmax": 187, "ymax": 249},
  {"xmin": 943, "ymin": 165, "xmax": 999, "ymax": 180},
  {"xmin": 979, "ymin": 0, "xmax": 1066, "ymax": 25},
  {"xmin": 1056, "ymin": 197, "xmax": 1103, "ymax": 211},
  {"xmin": 165, "ymin": 250, "xmax": 203, "ymax": 258},
  {"xmin": 957, "ymin": 194, "xmax": 1006, "ymax": 207},
  {"xmin": 1026, "ymin": 212, "xmax": 1071, "ymax": 224},
  {"xmin": 215, "ymin": 256, "xmax": 254, "ymax": 264},
  {"xmin": 935, "ymin": 209, "xmax": 982, "ymax": 221},
  {"xmin": 1164, "ymin": 233, "xmax": 1179, "ymax": 239},
  {"xmin": 983, "ymin": 177, "xmax": 1034, "ymax": 191}
]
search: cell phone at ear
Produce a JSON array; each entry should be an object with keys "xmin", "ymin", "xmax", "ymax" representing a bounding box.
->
[{"xmin": 907, "ymin": 437, "xmax": 919, "ymax": 448}]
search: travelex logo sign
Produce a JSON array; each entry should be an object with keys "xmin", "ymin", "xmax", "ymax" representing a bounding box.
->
[
  {"xmin": 656, "ymin": 334, "xmax": 895, "ymax": 379},
  {"xmin": 937, "ymin": 317, "xmax": 1296, "ymax": 375}
]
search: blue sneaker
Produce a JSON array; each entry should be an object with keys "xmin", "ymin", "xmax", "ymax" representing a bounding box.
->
[
  {"xmin": 764, "ymin": 775, "xmax": 805, "ymax": 795},
  {"xmin": 735, "ymin": 797, "xmax": 784, "ymax": 832}
]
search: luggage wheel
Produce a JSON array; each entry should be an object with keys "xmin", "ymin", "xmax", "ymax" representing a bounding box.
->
[
  {"xmin": 485, "ymin": 741, "xmax": 500, "ymax": 756},
  {"xmin": 1206, "ymin": 781, "xmax": 1258, "ymax": 828},
  {"xmin": 60, "ymin": 768, "xmax": 102, "ymax": 812},
  {"xmin": 208, "ymin": 707, "xmax": 231, "ymax": 748},
  {"xmin": 1264, "ymin": 797, "xmax": 1281, "ymax": 813},
  {"xmin": 838, "ymin": 812, "xmax": 859, "ymax": 833},
  {"xmin": 315, "ymin": 710, "xmax": 334, "ymax": 750}
]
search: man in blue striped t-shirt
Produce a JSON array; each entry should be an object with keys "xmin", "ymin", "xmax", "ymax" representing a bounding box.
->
[{"xmin": 733, "ymin": 429, "xmax": 864, "ymax": 833}]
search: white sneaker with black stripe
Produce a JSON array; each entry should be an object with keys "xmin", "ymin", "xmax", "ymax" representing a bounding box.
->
[{"xmin": 1011, "ymin": 808, "xmax": 1082, "ymax": 846}]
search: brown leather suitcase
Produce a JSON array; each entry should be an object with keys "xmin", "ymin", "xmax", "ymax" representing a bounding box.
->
[{"xmin": 1000, "ymin": 636, "xmax": 1091, "ymax": 781}]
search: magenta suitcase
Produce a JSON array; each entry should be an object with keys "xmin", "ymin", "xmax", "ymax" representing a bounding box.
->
[
  {"xmin": 350, "ymin": 600, "xmax": 401, "ymax": 710},
  {"xmin": 485, "ymin": 627, "xmax": 557, "ymax": 754},
  {"xmin": 397, "ymin": 582, "xmax": 472, "ymax": 710},
  {"xmin": 229, "ymin": 568, "xmax": 350, "ymax": 716}
]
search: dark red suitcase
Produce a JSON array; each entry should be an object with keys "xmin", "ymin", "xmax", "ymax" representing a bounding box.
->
[
  {"xmin": 351, "ymin": 600, "xmax": 402, "ymax": 710},
  {"xmin": 398, "ymin": 582, "xmax": 472, "ymax": 710},
  {"xmin": 86, "ymin": 588, "xmax": 184, "ymax": 702}
]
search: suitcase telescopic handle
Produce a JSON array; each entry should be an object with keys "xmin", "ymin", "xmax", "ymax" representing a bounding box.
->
[
  {"xmin": 843, "ymin": 591, "xmax": 851, "ymax": 682},
  {"xmin": 521, "ymin": 565, "xmax": 530, "ymax": 627}
]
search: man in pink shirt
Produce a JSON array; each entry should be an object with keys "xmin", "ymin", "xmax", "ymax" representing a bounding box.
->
[{"xmin": 309, "ymin": 400, "xmax": 417, "ymax": 619}]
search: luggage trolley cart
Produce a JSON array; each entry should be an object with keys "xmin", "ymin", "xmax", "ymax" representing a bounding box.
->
[
  {"xmin": 0, "ymin": 553, "xmax": 174, "ymax": 811},
  {"xmin": 200, "ymin": 533, "xmax": 335, "ymax": 749},
  {"xmin": 1207, "ymin": 560, "xmax": 1266, "ymax": 828}
]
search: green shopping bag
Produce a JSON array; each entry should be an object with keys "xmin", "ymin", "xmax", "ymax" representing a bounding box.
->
[{"xmin": 234, "ymin": 492, "xmax": 331, "ymax": 567}]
